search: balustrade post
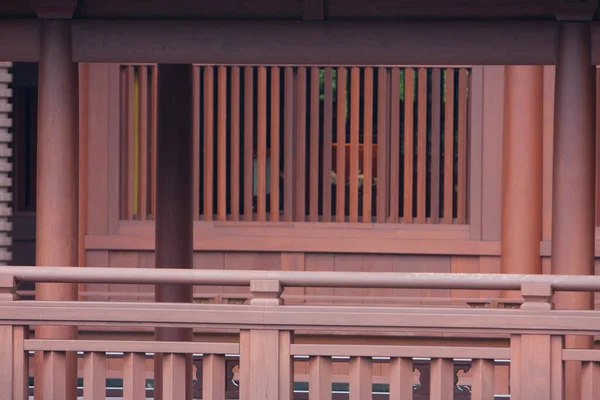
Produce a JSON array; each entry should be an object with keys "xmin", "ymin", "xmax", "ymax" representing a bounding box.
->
[
  {"xmin": 0, "ymin": 275, "xmax": 29, "ymax": 400},
  {"xmin": 510, "ymin": 284, "xmax": 563, "ymax": 399},
  {"xmin": 240, "ymin": 280, "xmax": 293, "ymax": 400}
]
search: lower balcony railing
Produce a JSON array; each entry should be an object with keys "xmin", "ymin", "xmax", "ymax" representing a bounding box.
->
[{"xmin": 1, "ymin": 266, "xmax": 600, "ymax": 399}]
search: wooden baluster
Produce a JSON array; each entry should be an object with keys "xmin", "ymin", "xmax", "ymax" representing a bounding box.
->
[
  {"xmin": 457, "ymin": 68, "xmax": 468, "ymax": 224},
  {"xmin": 192, "ymin": 65, "xmax": 201, "ymax": 220},
  {"xmin": 309, "ymin": 67, "xmax": 320, "ymax": 222},
  {"xmin": 582, "ymin": 362, "xmax": 600, "ymax": 400},
  {"xmin": 403, "ymin": 68, "xmax": 415, "ymax": 223},
  {"xmin": 309, "ymin": 356, "xmax": 332, "ymax": 400},
  {"xmin": 430, "ymin": 358, "xmax": 454, "ymax": 400},
  {"xmin": 349, "ymin": 356, "xmax": 372, "ymax": 400},
  {"xmin": 362, "ymin": 67, "xmax": 374, "ymax": 223},
  {"xmin": 389, "ymin": 68, "xmax": 400, "ymax": 223},
  {"xmin": 470, "ymin": 359, "xmax": 494, "ymax": 400},
  {"xmin": 416, "ymin": 67, "xmax": 428, "ymax": 223},
  {"xmin": 430, "ymin": 68, "xmax": 442, "ymax": 223},
  {"xmin": 335, "ymin": 67, "xmax": 347, "ymax": 222},
  {"xmin": 349, "ymin": 67, "xmax": 360, "ymax": 223},
  {"xmin": 443, "ymin": 68, "xmax": 455, "ymax": 223},
  {"xmin": 295, "ymin": 67, "xmax": 307, "ymax": 221},
  {"xmin": 139, "ymin": 66, "xmax": 149, "ymax": 221},
  {"xmin": 217, "ymin": 66, "xmax": 228, "ymax": 221},
  {"xmin": 203, "ymin": 354, "xmax": 226, "ymax": 400},
  {"xmin": 230, "ymin": 66, "xmax": 241, "ymax": 221},
  {"xmin": 257, "ymin": 66, "xmax": 268, "ymax": 222},
  {"xmin": 376, "ymin": 67, "xmax": 389, "ymax": 223},
  {"xmin": 270, "ymin": 67, "xmax": 281, "ymax": 222},
  {"xmin": 83, "ymin": 352, "xmax": 106, "ymax": 400},
  {"xmin": 389, "ymin": 357, "xmax": 413, "ymax": 400},
  {"xmin": 204, "ymin": 66, "xmax": 215, "ymax": 221},
  {"xmin": 243, "ymin": 66, "xmax": 254, "ymax": 221},
  {"xmin": 43, "ymin": 351, "xmax": 68, "ymax": 399},
  {"xmin": 322, "ymin": 68, "xmax": 334, "ymax": 222},
  {"xmin": 123, "ymin": 353, "xmax": 146, "ymax": 400},
  {"xmin": 126, "ymin": 65, "xmax": 136, "ymax": 220},
  {"xmin": 162, "ymin": 353, "xmax": 188, "ymax": 399}
]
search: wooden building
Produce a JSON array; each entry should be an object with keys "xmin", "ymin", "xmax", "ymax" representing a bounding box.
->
[{"xmin": 2, "ymin": 0, "xmax": 600, "ymax": 398}]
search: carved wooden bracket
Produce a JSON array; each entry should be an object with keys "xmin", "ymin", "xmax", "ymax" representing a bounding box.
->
[
  {"xmin": 250, "ymin": 279, "xmax": 283, "ymax": 306},
  {"xmin": 520, "ymin": 283, "xmax": 553, "ymax": 310},
  {"xmin": 0, "ymin": 275, "xmax": 17, "ymax": 301}
]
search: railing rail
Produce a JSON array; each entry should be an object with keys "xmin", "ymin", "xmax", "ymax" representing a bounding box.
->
[
  {"xmin": 1, "ymin": 265, "xmax": 600, "ymax": 291},
  {"xmin": 3, "ymin": 267, "xmax": 600, "ymax": 399}
]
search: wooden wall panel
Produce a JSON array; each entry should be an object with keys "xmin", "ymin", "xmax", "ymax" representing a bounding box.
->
[
  {"xmin": 304, "ymin": 253, "xmax": 334, "ymax": 304},
  {"xmin": 542, "ymin": 66, "xmax": 555, "ymax": 242},
  {"xmin": 108, "ymin": 251, "xmax": 140, "ymax": 301},
  {"xmin": 480, "ymin": 66, "xmax": 504, "ymax": 241},
  {"xmin": 281, "ymin": 252, "xmax": 305, "ymax": 304}
]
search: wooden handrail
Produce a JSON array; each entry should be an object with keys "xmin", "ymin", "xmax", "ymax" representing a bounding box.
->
[{"xmin": 1, "ymin": 266, "xmax": 600, "ymax": 292}]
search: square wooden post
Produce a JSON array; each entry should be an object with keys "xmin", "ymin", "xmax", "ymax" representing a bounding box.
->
[{"xmin": 239, "ymin": 280, "xmax": 293, "ymax": 400}]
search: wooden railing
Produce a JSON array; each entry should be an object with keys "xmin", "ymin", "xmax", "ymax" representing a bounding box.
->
[
  {"xmin": 119, "ymin": 65, "xmax": 470, "ymax": 224},
  {"xmin": 3, "ymin": 267, "xmax": 600, "ymax": 398}
]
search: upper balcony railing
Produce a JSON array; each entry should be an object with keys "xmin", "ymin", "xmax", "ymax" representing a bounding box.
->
[{"xmin": 1, "ymin": 266, "xmax": 600, "ymax": 398}]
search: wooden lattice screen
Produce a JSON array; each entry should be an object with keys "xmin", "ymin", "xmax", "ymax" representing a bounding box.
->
[{"xmin": 119, "ymin": 65, "xmax": 470, "ymax": 224}]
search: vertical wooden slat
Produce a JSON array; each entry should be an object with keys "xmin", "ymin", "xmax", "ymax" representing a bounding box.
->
[
  {"xmin": 284, "ymin": 67, "xmax": 295, "ymax": 222},
  {"xmin": 162, "ymin": 353, "xmax": 187, "ymax": 399},
  {"xmin": 349, "ymin": 67, "xmax": 360, "ymax": 223},
  {"xmin": 83, "ymin": 352, "xmax": 106, "ymax": 400},
  {"xmin": 431, "ymin": 358, "xmax": 454, "ymax": 400},
  {"xmin": 126, "ymin": 66, "xmax": 136, "ymax": 220},
  {"xmin": 596, "ymin": 68, "xmax": 600, "ymax": 226},
  {"xmin": 42, "ymin": 351, "xmax": 68, "ymax": 399},
  {"xmin": 389, "ymin": 68, "xmax": 400, "ymax": 223},
  {"xmin": 322, "ymin": 68, "xmax": 334, "ymax": 222},
  {"xmin": 119, "ymin": 67, "xmax": 128, "ymax": 219},
  {"xmin": 388, "ymin": 357, "xmax": 413, "ymax": 400},
  {"xmin": 403, "ymin": 68, "xmax": 415, "ymax": 223},
  {"xmin": 271, "ymin": 67, "xmax": 281, "ymax": 222},
  {"xmin": 309, "ymin": 67, "xmax": 320, "ymax": 222},
  {"xmin": 218, "ymin": 66, "xmax": 228, "ymax": 221},
  {"xmin": 12, "ymin": 326, "xmax": 28, "ymax": 400},
  {"xmin": 151, "ymin": 65, "xmax": 158, "ymax": 219},
  {"xmin": 138, "ymin": 66, "xmax": 149, "ymax": 221},
  {"xmin": 349, "ymin": 357, "xmax": 372, "ymax": 400},
  {"xmin": 362, "ymin": 68, "xmax": 374, "ymax": 223},
  {"xmin": 231, "ymin": 67, "xmax": 241, "ymax": 221},
  {"xmin": 204, "ymin": 66, "xmax": 215, "ymax": 221},
  {"xmin": 296, "ymin": 67, "xmax": 307, "ymax": 221},
  {"xmin": 244, "ymin": 66, "xmax": 254, "ymax": 221},
  {"xmin": 336, "ymin": 67, "xmax": 347, "ymax": 222},
  {"xmin": 278, "ymin": 331, "xmax": 294, "ymax": 400},
  {"xmin": 457, "ymin": 68, "xmax": 468, "ymax": 224},
  {"xmin": 417, "ymin": 67, "xmax": 428, "ymax": 222},
  {"xmin": 443, "ymin": 68, "xmax": 455, "ymax": 223},
  {"xmin": 256, "ymin": 66, "xmax": 268, "ymax": 221},
  {"xmin": 239, "ymin": 330, "xmax": 251, "ymax": 400},
  {"xmin": 0, "ymin": 326, "xmax": 13, "ymax": 399},
  {"xmin": 582, "ymin": 361, "xmax": 600, "ymax": 400},
  {"xmin": 376, "ymin": 68, "xmax": 389, "ymax": 223},
  {"xmin": 471, "ymin": 359, "xmax": 494, "ymax": 400},
  {"xmin": 203, "ymin": 354, "xmax": 226, "ymax": 400},
  {"xmin": 430, "ymin": 68, "xmax": 442, "ymax": 223},
  {"xmin": 123, "ymin": 353, "xmax": 145, "ymax": 400},
  {"xmin": 309, "ymin": 356, "xmax": 332, "ymax": 400},
  {"xmin": 192, "ymin": 66, "xmax": 201, "ymax": 220}
]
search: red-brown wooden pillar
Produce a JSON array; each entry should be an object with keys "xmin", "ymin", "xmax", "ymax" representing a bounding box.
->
[
  {"xmin": 553, "ymin": 21, "xmax": 596, "ymax": 399},
  {"xmin": 154, "ymin": 64, "xmax": 194, "ymax": 400},
  {"xmin": 34, "ymin": 19, "xmax": 79, "ymax": 400},
  {"xmin": 501, "ymin": 66, "xmax": 544, "ymax": 298}
]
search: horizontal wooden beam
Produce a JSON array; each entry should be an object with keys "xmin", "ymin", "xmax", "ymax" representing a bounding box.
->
[
  {"xmin": 83, "ymin": 221, "xmax": 499, "ymax": 255},
  {"xmin": 1, "ymin": 301, "xmax": 600, "ymax": 335},
  {"xmin": 0, "ymin": 19, "xmax": 40, "ymax": 62},
  {"xmin": 72, "ymin": 19, "xmax": 560, "ymax": 65}
]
